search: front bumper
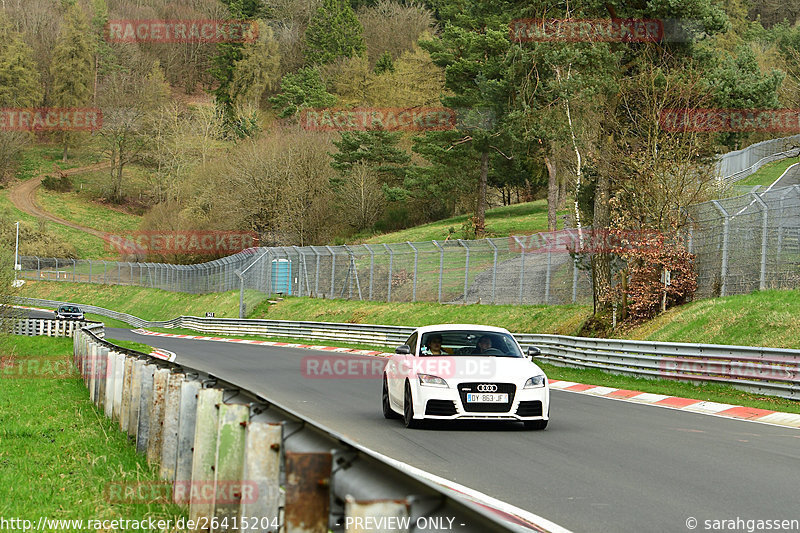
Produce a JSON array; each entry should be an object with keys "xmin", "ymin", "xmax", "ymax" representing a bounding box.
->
[{"xmin": 414, "ymin": 383, "xmax": 549, "ymax": 421}]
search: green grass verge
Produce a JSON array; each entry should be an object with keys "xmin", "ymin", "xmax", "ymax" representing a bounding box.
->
[
  {"xmin": 624, "ymin": 289, "xmax": 800, "ymax": 349},
  {"xmin": 0, "ymin": 335, "xmax": 186, "ymax": 524},
  {"xmin": 359, "ymin": 200, "xmax": 566, "ymax": 244},
  {"xmin": 18, "ymin": 281, "xmax": 242, "ymax": 321},
  {"xmin": 734, "ymin": 156, "xmax": 800, "ymax": 188},
  {"xmin": 104, "ymin": 338, "xmax": 154, "ymax": 353}
]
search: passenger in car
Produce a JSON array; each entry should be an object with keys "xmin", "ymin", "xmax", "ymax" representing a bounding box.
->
[{"xmin": 422, "ymin": 334, "xmax": 452, "ymax": 355}]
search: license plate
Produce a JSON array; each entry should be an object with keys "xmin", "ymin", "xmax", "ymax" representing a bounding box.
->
[{"xmin": 466, "ymin": 393, "xmax": 508, "ymax": 403}]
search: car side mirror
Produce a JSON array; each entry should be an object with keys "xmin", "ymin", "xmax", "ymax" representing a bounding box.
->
[
  {"xmin": 395, "ymin": 345, "xmax": 411, "ymax": 355},
  {"xmin": 527, "ymin": 346, "xmax": 541, "ymax": 358}
]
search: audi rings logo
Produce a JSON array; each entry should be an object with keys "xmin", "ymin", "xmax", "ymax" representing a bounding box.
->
[{"xmin": 476, "ymin": 384, "xmax": 498, "ymax": 392}]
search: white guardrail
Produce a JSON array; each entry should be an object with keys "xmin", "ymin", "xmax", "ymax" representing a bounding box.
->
[{"xmin": 16, "ymin": 297, "xmax": 800, "ymax": 400}]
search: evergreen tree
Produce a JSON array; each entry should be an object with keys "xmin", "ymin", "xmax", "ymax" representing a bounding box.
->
[
  {"xmin": 270, "ymin": 67, "xmax": 337, "ymax": 118},
  {"xmin": 374, "ymin": 51, "xmax": 395, "ymax": 74},
  {"xmin": 210, "ymin": 0, "xmax": 265, "ymax": 137},
  {"xmin": 51, "ymin": 3, "xmax": 94, "ymax": 161},
  {"xmin": 305, "ymin": 0, "xmax": 366, "ymax": 65},
  {"xmin": 0, "ymin": 30, "xmax": 43, "ymax": 107},
  {"xmin": 330, "ymin": 130, "xmax": 410, "ymax": 185}
]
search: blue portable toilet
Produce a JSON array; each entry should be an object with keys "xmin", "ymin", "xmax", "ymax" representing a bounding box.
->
[{"xmin": 271, "ymin": 258, "xmax": 292, "ymax": 295}]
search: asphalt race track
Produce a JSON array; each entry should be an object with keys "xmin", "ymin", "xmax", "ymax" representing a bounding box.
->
[{"xmin": 91, "ymin": 326, "xmax": 800, "ymax": 533}]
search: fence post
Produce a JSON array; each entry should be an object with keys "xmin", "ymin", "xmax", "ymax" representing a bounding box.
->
[
  {"xmin": 433, "ymin": 240, "xmax": 443, "ymax": 304},
  {"xmin": 128, "ymin": 359, "xmax": 145, "ymax": 439},
  {"xmin": 750, "ymin": 193, "xmax": 769, "ymax": 290},
  {"xmin": 366, "ymin": 244, "xmax": 375, "ymax": 301},
  {"xmin": 120, "ymin": 357, "xmax": 134, "ymax": 432},
  {"xmin": 458, "ymin": 239, "xmax": 469, "ymax": 303},
  {"xmin": 512, "ymin": 236, "xmax": 526, "ymax": 305},
  {"xmin": 712, "ymin": 200, "xmax": 730, "ymax": 297},
  {"xmin": 486, "ymin": 238, "xmax": 498, "ymax": 305},
  {"xmin": 113, "ymin": 352, "xmax": 125, "ymax": 422},
  {"xmin": 160, "ymin": 372, "xmax": 185, "ymax": 480},
  {"xmin": 407, "ymin": 242, "xmax": 418, "ymax": 302},
  {"xmin": 383, "ymin": 243, "xmax": 393, "ymax": 303},
  {"xmin": 325, "ymin": 245, "xmax": 336, "ymax": 299},
  {"xmin": 104, "ymin": 350, "xmax": 116, "ymax": 418},
  {"xmin": 544, "ymin": 234, "xmax": 552, "ymax": 304}
]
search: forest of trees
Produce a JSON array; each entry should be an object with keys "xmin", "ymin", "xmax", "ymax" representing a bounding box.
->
[{"xmin": 1, "ymin": 0, "xmax": 800, "ymax": 297}]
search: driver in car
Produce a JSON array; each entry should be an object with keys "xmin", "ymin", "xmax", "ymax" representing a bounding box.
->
[{"xmin": 475, "ymin": 335, "xmax": 493, "ymax": 354}]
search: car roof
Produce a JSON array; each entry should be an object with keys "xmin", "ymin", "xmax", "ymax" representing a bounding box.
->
[{"xmin": 412, "ymin": 324, "xmax": 512, "ymax": 335}]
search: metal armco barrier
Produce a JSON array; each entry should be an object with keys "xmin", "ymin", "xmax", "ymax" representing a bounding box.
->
[
  {"xmin": 74, "ymin": 324, "xmax": 544, "ymax": 533},
  {"xmin": 13, "ymin": 318, "xmax": 93, "ymax": 337},
  {"xmin": 28, "ymin": 296, "xmax": 800, "ymax": 400}
]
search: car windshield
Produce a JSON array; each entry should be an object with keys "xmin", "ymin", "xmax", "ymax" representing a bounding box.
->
[
  {"xmin": 419, "ymin": 330, "xmax": 523, "ymax": 358},
  {"xmin": 61, "ymin": 306, "xmax": 80, "ymax": 313}
]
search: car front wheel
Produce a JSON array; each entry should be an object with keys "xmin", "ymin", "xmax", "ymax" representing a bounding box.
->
[{"xmin": 403, "ymin": 381, "xmax": 421, "ymax": 429}]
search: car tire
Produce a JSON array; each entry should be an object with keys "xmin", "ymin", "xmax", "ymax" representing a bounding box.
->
[
  {"xmin": 383, "ymin": 375, "xmax": 401, "ymax": 419},
  {"xmin": 403, "ymin": 381, "xmax": 421, "ymax": 429},
  {"xmin": 524, "ymin": 419, "xmax": 548, "ymax": 430}
]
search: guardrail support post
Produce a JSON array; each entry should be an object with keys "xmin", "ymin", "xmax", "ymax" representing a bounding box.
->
[
  {"xmin": 285, "ymin": 452, "xmax": 332, "ymax": 533},
  {"xmin": 241, "ymin": 421, "xmax": 282, "ymax": 529},
  {"xmin": 136, "ymin": 364, "xmax": 157, "ymax": 454},
  {"xmin": 104, "ymin": 350, "xmax": 116, "ymax": 418},
  {"xmin": 212, "ymin": 403, "xmax": 250, "ymax": 529},
  {"xmin": 189, "ymin": 388, "xmax": 223, "ymax": 522},
  {"xmin": 344, "ymin": 498, "xmax": 409, "ymax": 533},
  {"xmin": 175, "ymin": 380, "xmax": 201, "ymax": 505},
  {"xmin": 160, "ymin": 372, "xmax": 185, "ymax": 480},
  {"xmin": 120, "ymin": 357, "xmax": 134, "ymax": 432},
  {"xmin": 128, "ymin": 360, "xmax": 145, "ymax": 439},
  {"xmin": 147, "ymin": 368, "xmax": 170, "ymax": 465},
  {"xmin": 112, "ymin": 353, "xmax": 125, "ymax": 422}
]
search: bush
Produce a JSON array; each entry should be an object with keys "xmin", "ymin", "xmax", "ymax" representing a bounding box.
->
[
  {"xmin": 41, "ymin": 174, "xmax": 73, "ymax": 192},
  {"xmin": 601, "ymin": 229, "xmax": 697, "ymax": 324}
]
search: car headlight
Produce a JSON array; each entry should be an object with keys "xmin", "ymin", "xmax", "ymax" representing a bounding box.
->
[
  {"xmin": 524, "ymin": 375, "xmax": 546, "ymax": 388},
  {"xmin": 418, "ymin": 374, "xmax": 448, "ymax": 388}
]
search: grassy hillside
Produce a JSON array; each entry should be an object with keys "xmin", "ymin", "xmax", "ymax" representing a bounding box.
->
[
  {"xmin": 733, "ymin": 156, "xmax": 800, "ymax": 189},
  {"xmin": 359, "ymin": 200, "xmax": 565, "ymax": 244}
]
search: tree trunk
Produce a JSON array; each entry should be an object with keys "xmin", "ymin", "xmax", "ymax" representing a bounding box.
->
[
  {"xmin": 592, "ymin": 168, "xmax": 612, "ymax": 312},
  {"xmin": 545, "ymin": 154, "xmax": 558, "ymax": 231},
  {"xmin": 475, "ymin": 150, "xmax": 489, "ymax": 237}
]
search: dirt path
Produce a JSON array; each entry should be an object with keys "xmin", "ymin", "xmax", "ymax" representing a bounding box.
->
[{"xmin": 8, "ymin": 161, "xmax": 112, "ymax": 239}]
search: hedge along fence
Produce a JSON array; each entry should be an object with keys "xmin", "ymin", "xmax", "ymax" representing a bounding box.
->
[{"xmin": 72, "ymin": 325, "xmax": 555, "ymax": 533}]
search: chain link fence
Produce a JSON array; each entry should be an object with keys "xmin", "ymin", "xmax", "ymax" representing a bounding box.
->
[
  {"xmin": 688, "ymin": 185, "xmax": 800, "ymax": 297},
  {"xmin": 19, "ymin": 235, "xmax": 596, "ymax": 313}
]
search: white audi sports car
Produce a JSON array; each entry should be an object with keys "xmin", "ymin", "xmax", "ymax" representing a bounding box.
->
[{"xmin": 382, "ymin": 324, "xmax": 550, "ymax": 429}]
